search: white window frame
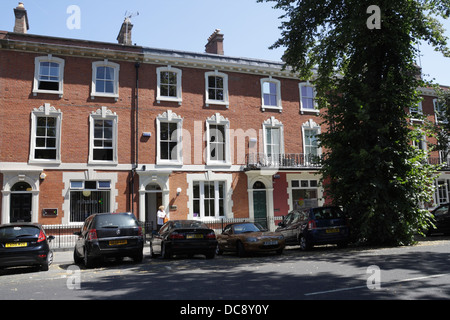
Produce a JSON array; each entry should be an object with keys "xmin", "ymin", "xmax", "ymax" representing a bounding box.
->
[
  {"xmin": 206, "ymin": 113, "xmax": 231, "ymax": 166},
  {"xmin": 260, "ymin": 77, "xmax": 282, "ymax": 112},
  {"xmin": 302, "ymin": 119, "xmax": 321, "ymax": 165},
  {"xmin": 187, "ymin": 172, "xmax": 233, "ymax": 220},
  {"xmin": 91, "ymin": 60, "xmax": 120, "ymax": 100},
  {"xmin": 434, "ymin": 98, "xmax": 447, "ymax": 124},
  {"xmin": 299, "ymin": 82, "xmax": 319, "ymax": 114},
  {"xmin": 33, "ymin": 55, "xmax": 65, "ymax": 97},
  {"xmin": 156, "ymin": 110, "xmax": 183, "ymax": 165},
  {"xmin": 205, "ymin": 70, "xmax": 229, "ymax": 108},
  {"xmin": 88, "ymin": 107, "xmax": 118, "ymax": 165},
  {"xmin": 156, "ymin": 66, "xmax": 182, "ymax": 104},
  {"xmin": 262, "ymin": 116, "xmax": 284, "ymax": 159},
  {"xmin": 29, "ymin": 103, "xmax": 62, "ymax": 164},
  {"xmin": 409, "ymin": 101, "xmax": 423, "ymax": 121}
]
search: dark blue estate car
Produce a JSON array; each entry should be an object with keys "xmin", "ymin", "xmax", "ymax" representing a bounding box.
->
[
  {"xmin": 427, "ymin": 204, "xmax": 450, "ymax": 235},
  {"xmin": 276, "ymin": 206, "xmax": 349, "ymax": 250}
]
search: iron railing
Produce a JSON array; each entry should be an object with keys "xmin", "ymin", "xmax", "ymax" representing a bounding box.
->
[{"xmin": 245, "ymin": 153, "xmax": 321, "ymax": 170}]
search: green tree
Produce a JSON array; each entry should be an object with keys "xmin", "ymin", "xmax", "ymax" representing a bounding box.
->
[{"xmin": 259, "ymin": 0, "xmax": 450, "ymax": 245}]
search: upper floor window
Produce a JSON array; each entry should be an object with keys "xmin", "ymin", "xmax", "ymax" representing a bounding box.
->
[
  {"xmin": 262, "ymin": 116, "xmax": 284, "ymax": 163},
  {"xmin": 299, "ymin": 82, "xmax": 318, "ymax": 114},
  {"xmin": 29, "ymin": 103, "xmax": 62, "ymax": 164},
  {"xmin": 302, "ymin": 119, "xmax": 321, "ymax": 166},
  {"xmin": 410, "ymin": 101, "xmax": 423, "ymax": 120},
  {"xmin": 156, "ymin": 66, "xmax": 182, "ymax": 104},
  {"xmin": 260, "ymin": 77, "xmax": 282, "ymax": 111},
  {"xmin": 156, "ymin": 110, "xmax": 183, "ymax": 165},
  {"xmin": 206, "ymin": 113, "xmax": 231, "ymax": 165},
  {"xmin": 205, "ymin": 71, "xmax": 229, "ymax": 107},
  {"xmin": 91, "ymin": 60, "xmax": 120, "ymax": 100},
  {"xmin": 89, "ymin": 107, "xmax": 118, "ymax": 164},
  {"xmin": 434, "ymin": 98, "xmax": 447, "ymax": 123},
  {"xmin": 33, "ymin": 55, "xmax": 64, "ymax": 97}
]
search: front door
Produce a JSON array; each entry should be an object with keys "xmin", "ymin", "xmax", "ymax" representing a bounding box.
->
[
  {"xmin": 10, "ymin": 193, "xmax": 32, "ymax": 222},
  {"xmin": 253, "ymin": 188, "xmax": 267, "ymax": 229}
]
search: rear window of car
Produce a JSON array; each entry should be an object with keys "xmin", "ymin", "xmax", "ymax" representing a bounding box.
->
[
  {"xmin": 0, "ymin": 226, "xmax": 40, "ymax": 239},
  {"xmin": 94, "ymin": 214, "xmax": 139, "ymax": 228},
  {"xmin": 312, "ymin": 207, "xmax": 344, "ymax": 220},
  {"xmin": 172, "ymin": 221, "xmax": 207, "ymax": 229}
]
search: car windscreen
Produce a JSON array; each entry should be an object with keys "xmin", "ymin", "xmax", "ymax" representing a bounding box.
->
[
  {"xmin": 95, "ymin": 214, "xmax": 139, "ymax": 228},
  {"xmin": 312, "ymin": 207, "xmax": 344, "ymax": 220},
  {"xmin": 233, "ymin": 223, "xmax": 261, "ymax": 234},
  {"xmin": 0, "ymin": 226, "xmax": 40, "ymax": 240}
]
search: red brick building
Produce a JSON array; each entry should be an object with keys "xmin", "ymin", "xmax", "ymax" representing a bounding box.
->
[{"xmin": 0, "ymin": 4, "xmax": 448, "ymax": 231}]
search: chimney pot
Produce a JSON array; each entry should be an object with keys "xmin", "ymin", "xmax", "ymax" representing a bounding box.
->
[
  {"xmin": 205, "ymin": 29, "xmax": 224, "ymax": 55},
  {"xmin": 117, "ymin": 18, "xmax": 133, "ymax": 45},
  {"xmin": 14, "ymin": 2, "xmax": 29, "ymax": 34}
]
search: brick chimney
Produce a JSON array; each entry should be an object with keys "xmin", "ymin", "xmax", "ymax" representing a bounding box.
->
[
  {"xmin": 205, "ymin": 29, "xmax": 224, "ymax": 55},
  {"xmin": 13, "ymin": 2, "xmax": 29, "ymax": 34},
  {"xmin": 117, "ymin": 18, "xmax": 133, "ymax": 45}
]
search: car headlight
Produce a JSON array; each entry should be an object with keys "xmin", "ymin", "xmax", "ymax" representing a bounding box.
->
[{"xmin": 245, "ymin": 237, "xmax": 258, "ymax": 242}]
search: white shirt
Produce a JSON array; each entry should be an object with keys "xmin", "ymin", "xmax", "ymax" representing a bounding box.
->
[{"xmin": 157, "ymin": 210, "xmax": 166, "ymax": 225}]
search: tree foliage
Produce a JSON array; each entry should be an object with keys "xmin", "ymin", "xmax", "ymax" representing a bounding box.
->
[{"xmin": 259, "ymin": 0, "xmax": 450, "ymax": 245}]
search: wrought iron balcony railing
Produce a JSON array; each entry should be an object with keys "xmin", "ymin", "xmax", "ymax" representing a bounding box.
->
[{"xmin": 245, "ymin": 153, "xmax": 322, "ymax": 170}]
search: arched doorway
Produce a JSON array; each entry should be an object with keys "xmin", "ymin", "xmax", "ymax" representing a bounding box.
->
[
  {"xmin": 10, "ymin": 182, "xmax": 33, "ymax": 222},
  {"xmin": 145, "ymin": 183, "xmax": 162, "ymax": 232},
  {"xmin": 252, "ymin": 181, "xmax": 267, "ymax": 229}
]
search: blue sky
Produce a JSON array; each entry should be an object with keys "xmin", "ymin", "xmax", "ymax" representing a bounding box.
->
[{"xmin": 1, "ymin": 0, "xmax": 449, "ymax": 85}]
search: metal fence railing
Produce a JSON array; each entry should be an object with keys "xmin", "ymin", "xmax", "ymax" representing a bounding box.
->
[{"xmin": 44, "ymin": 216, "xmax": 285, "ymax": 249}]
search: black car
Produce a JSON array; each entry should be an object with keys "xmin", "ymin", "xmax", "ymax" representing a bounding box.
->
[
  {"xmin": 73, "ymin": 212, "xmax": 144, "ymax": 268},
  {"xmin": 0, "ymin": 223, "xmax": 55, "ymax": 271},
  {"xmin": 427, "ymin": 204, "xmax": 450, "ymax": 235},
  {"xmin": 277, "ymin": 206, "xmax": 349, "ymax": 250},
  {"xmin": 150, "ymin": 220, "xmax": 217, "ymax": 259}
]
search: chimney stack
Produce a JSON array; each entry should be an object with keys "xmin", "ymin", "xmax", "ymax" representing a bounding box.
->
[
  {"xmin": 13, "ymin": 2, "xmax": 29, "ymax": 34},
  {"xmin": 117, "ymin": 18, "xmax": 133, "ymax": 45},
  {"xmin": 205, "ymin": 29, "xmax": 224, "ymax": 55}
]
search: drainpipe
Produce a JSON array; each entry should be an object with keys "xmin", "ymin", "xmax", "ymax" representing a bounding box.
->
[{"xmin": 131, "ymin": 62, "xmax": 140, "ymax": 216}]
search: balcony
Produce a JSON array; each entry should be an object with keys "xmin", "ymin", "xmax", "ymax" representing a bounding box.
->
[{"xmin": 245, "ymin": 153, "xmax": 322, "ymax": 171}]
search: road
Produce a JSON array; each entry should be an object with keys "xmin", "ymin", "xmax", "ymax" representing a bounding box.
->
[{"xmin": 1, "ymin": 238, "xmax": 449, "ymax": 302}]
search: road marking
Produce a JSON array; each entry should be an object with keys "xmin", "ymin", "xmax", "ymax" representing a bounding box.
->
[{"xmin": 304, "ymin": 273, "xmax": 450, "ymax": 296}]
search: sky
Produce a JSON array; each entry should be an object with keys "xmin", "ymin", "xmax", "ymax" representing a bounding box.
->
[{"xmin": 0, "ymin": 0, "xmax": 449, "ymax": 85}]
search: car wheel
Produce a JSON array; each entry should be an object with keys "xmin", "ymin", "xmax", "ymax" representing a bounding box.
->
[
  {"xmin": 73, "ymin": 248, "xmax": 83, "ymax": 264},
  {"xmin": 84, "ymin": 248, "xmax": 95, "ymax": 268},
  {"xmin": 299, "ymin": 235, "xmax": 312, "ymax": 251},
  {"xmin": 237, "ymin": 241, "xmax": 246, "ymax": 257},
  {"xmin": 161, "ymin": 242, "xmax": 172, "ymax": 259},
  {"xmin": 40, "ymin": 251, "xmax": 53, "ymax": 271}
]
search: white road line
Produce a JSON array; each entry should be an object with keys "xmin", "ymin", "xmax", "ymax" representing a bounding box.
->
[{"xmin": 304, "ymin": 273, "xmax": 450, "ymax": 296}]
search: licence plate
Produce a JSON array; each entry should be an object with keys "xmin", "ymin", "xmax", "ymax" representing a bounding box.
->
[
  {"xmin": 186, "ymin": 234, "xmax": 203, "ymax": 239},
  {"xmin": 109, "ymin": 240, "xmax": 127, "ymax": 246},
  {"xmin": 326, "ymin": 228, "xmax": 339, "ymax": 233},
  {"xmin": 263, "ymin": 240, "xmax": 278, "ymax": 246},
  {"xmin": 5, "ymin": 242, "xmax": 28, "ymax": 248}
]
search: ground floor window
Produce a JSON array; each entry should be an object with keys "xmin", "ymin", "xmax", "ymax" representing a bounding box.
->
[
  {"xmin": 291, "ymin": 179, "xmax": 319, "ymax": 210},
  {"xmin": 193, "ymin": 181, "xmax": 225, "ymax": 218},
  {"xmin": 435, "ymin": 179, "xmax": 450, "ymax": 206},
  {"xmin": 69, "ymin": 180, "xmax": 111, "ymax": 222}
]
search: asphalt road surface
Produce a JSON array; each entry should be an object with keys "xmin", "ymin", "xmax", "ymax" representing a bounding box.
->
[{"xmin": 1, "ymin": 238, "xmax": 449, "ymax": 302}]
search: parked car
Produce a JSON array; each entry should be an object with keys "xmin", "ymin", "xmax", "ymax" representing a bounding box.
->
[
  {"xmin": 427, "ymin": 204, "xmax": 450, "ymax": 235},
  {"xmin": 277, "ymin": 206, "xmax": 349, "ymax": 250},
  {"xmin": 150, "ymin": 220, "xmax": 217, "ymax": 259},
  {"xmin": 0, "ymin": 223, "xmax": 55, "ymax": 271},
  {"xmin": 73, "ymin": 212, "xmax": 144, "ymax": 268},
  {"xmin": 217, "ymin": 222, "xmax": 285, "ymax": 257}
]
